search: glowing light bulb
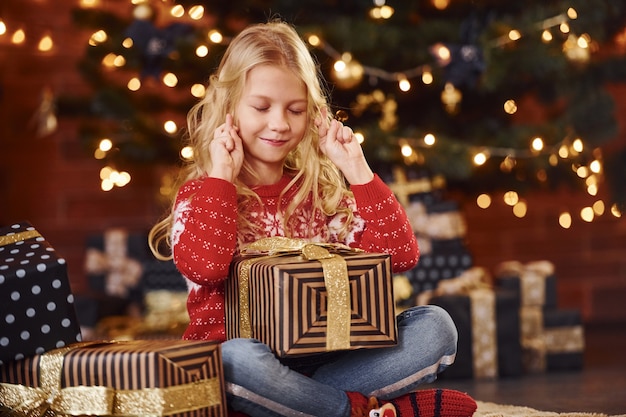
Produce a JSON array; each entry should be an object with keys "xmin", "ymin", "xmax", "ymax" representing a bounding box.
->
[
  {"xmin": 401, "ymin": 144, "xmax": 413, "ymax": 157},
  {"xmin": 473, "ymin": 151, "xmax": 488, "ymax": 166},
  {"xmin": 181, "ymin": 146, "xmax": 194, "ymax": 160},
  {"xmin": 503, "ymin": 191, "xmax": 519, "ymax": 206},
  {"xmin": 509, "ymin": 30, "xmax": 521, "ymax": 41},
  {"xmin": 398, "ymin": 78, "xmax": 411, "ymax": 92},
  {"xmin": 164, "ymin": 120, "xmax": 177, "ymax": 134},
  {"xmin": 38, "ymin": 35, "xmax": 53, "ymax": 52},
  {"xmin": 580, "ymin": 207, "xmax": 594, "ymax": 222},
  {"xmin": 422, "ymin": 70, "xmax": 433, "ymax": 84},
  {"xmin": 559, "ymin": 212, "xmax": 572, "ymax": 229},
  {"xmin": 208, "ymin": 30, "xmax": 223, "ymax": 43},
  {"xmin": 476, "ymin": 194, "xmax": 491, "ymax": 209},
  {"xmin": 99, "ymin": 138, "xmax": 112, "ymax": 152},
  {"xmin": 531, "ymin": 137, "xmax": 544, "ymax": 152}
]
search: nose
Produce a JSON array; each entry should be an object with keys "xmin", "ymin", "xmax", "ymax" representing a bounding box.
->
[{"xmin": 268, "ymin": 110, "xmax": 290, "ymax": 132}]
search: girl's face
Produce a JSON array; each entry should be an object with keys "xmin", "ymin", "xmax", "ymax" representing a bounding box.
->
[{"xmin": 235, "ymin": 64, "xmax": 308, "ymax": 181}]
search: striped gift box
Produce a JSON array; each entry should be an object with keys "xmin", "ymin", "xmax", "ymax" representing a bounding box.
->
[
  {"xmin": 0, "ymin": 340, "xmax": 226, "ymax": 417},
  {"xmin": 225, "ymin": 247, "xmax": 397, "ymax": 357}
]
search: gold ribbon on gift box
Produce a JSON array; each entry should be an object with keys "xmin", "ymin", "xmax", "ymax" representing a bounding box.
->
[
  {"xmin": 0, "ymin": 229, "xmax": 41, "ymax": 247},
  {"xmin": 496, "ymin": 260, "xmax": 554, "ymax": 307},
  {"xmin": 522, "ymin": 325, "xmax": 585, "ymax": 373},
  {"xmin": 237, "ymin": 237, "xmax": 355, "ymax": 351},
  {"xmin": 417, "ymin": 267, "xmax": 498, "ymax": 379},
  {"xmin": 0, "ymin": 343, "xmax": 223, "ymax": 416}
]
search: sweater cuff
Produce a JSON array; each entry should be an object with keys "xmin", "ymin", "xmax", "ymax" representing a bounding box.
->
[
  {"xmin": 349, "ymin": 174, "xmax": 393, "ymax": 203},
  {"xmin": 191, "ymin": 176, "xmax": 238, "ymax": 203}
]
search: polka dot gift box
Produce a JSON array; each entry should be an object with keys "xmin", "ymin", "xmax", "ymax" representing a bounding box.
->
[{"xmin": 0, "ymin": 221, "xmax": 82, "ymax": 366}]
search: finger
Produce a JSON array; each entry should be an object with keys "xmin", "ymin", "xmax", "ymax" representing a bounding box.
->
[
  {"xmin": 316, "ymin": 107, "xmax": 330, "ymax": 137},
  {"xmin": 327, "ymin": 119, "xmax": 340, "ymax": 142},
  {"xmin": 340, "ymin": 126, "xmax": 353, "ymax": 143},
  {"xmin": 229, "ymin": 127, "xmax": 242, "ymax": 148},
  {"xmin": 225, "ymin": 113, "xmax": 234, "ymax": 130}
]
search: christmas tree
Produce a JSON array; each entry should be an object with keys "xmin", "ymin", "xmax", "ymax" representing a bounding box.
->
[{"xmin": 62, "ymin": 0, "xmax": 626, "ymax": 208}]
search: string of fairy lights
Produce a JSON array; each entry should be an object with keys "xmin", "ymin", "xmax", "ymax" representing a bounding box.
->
[{"xmin": 1, "ymin": 0, "xmax": 623, "ymax": 227}]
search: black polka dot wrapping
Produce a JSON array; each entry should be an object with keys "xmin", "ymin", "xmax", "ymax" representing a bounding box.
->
[{"xmin": 0, "ymin": 222, "xmax": 82, "ymax": 366}]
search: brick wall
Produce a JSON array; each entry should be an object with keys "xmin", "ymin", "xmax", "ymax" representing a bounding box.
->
[{"xmin": 1, "ymin": 0, "xmax": 624, "ymax": 323}]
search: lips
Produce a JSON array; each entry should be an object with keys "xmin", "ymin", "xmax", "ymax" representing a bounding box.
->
[{"xmin": 260, "ymin": 137, "xmax": 288, "ymax": 145}]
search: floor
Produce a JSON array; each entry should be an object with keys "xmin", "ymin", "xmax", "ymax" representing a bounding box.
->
[{"xmin": 424, "ymin": 322, "xmax": 626, "ymax": 415}]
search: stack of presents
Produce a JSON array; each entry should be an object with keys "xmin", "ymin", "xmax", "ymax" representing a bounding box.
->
[
  {"xmin": 387, "ymin": 167, "xmax": 585, "ymax": 380},
  {"xmin": 0, "ymin": 222, "xmax": 227, "ymax": 416},
  {"xmin": 0, "ymin": 170, "xmax": 584, "ymax": 415}
]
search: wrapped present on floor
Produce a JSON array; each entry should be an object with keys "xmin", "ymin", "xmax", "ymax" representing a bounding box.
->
[
  {"xmin": 84, "ymin": 228, "xmax": 148, "ymax": 298},
  {"xmin": 495, "ymin": 260, "xmax": 558, "ymax": 309},
  {"xmin": 404, "ymin": 201, "xmax": 473, "ymax": 298},
  {"xmin": 225, "ymin": 237, "xmax": 397, "ymax": 357},
  {"xmin": 0, "ymin": 222, "xmax": 82, "ymax": 365},
  {"xmin": 420, "ymin": 267, "xmax": 523, "ymax": 379},
  {"xmin": 142, "ymin": 258, "xmax": 188, "ymax": 292},
  {"xmin": 424, "ymin": 200, "xmax": 467, "ymax": 243},
  {"xmin": 522, "ymin": 308, "xmax": 585, "ymax": 373},
  {"xmin": 404, "ymin": 246, "xmax": 473, "ymax": 299},
  {"xmin": 0, "ymin": 339, "xmax": 226, "ymax": 417}
]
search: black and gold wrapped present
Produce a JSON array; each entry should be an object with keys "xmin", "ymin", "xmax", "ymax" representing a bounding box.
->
[
  {"xmin": 522, "ymin": 308, "xmax": 585, "ymax": 373},
  {"xmin": 495, "ymin": 260, "xmax": 558, "ymax": 309},
  {"xmin": 421, "ymin": 268, "xmax": 522, "ymax": 379},
  {"xmin": 430, "ymin": 289, "xmax": 522, "ymax": 379},
  {"xmin": 225, "ymin": 237, "xmax": 397, "ymax": 357},
  {"xmin": 0, "ymin": 340, "xmax": 226, "ymax": 417},
  {"xmin": 0, "ymin": 222, "xmax": 82, "ymax": 366}
]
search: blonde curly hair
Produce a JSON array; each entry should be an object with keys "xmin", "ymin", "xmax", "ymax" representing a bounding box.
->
[{"xmin": 149, "ymin": 20, "xmax": 354, "ymax": 260}]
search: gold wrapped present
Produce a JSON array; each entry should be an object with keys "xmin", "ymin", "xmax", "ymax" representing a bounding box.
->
[
  {"xmin": 0, "ymin": 340, "xmax": 226, "ymax": 417},
  {"xmin": 225, "ymin": 237, "xmax": 397, "ymax": 357}
]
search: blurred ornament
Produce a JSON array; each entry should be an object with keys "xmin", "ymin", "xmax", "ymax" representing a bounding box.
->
[
  {"xmin": 441, "ymin": 82, "xmax": 462, "ymax": 114},
  {"xmin": 332, "ymin": 53, "xmax": 364, "ymax": 89},
  {"xmin": 430, "ymin": 13, "xmax": 487, "ymax": 87},
  {"xmin": 334, "ymin": 110, "xmax": 349, "ymax": 122},
  {"xmin": 430, "ymin": 43, "xmax": 485, "ymax": 87},
  {"xmin": 563, "ymin": 34, "xmax": 590, "ymax": 63},
  {"xmin": 124, "ymin": 4, "xmax": 194, "ymax": 79}
]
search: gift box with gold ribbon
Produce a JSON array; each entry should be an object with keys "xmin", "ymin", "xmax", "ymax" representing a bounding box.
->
[
  {"xmin": 0, "ymin": 222, "xmax": 82, "ymax": 366},
  {"xmin": 420, "ymin": 268, "xmax": 523, "ymax": 379},
  {"xmin": 0, "ymin": 340, "xmax": 226, "ymax": 417},
  {"xmin": 522, "ymin": 308, "xmax": 585, "ymax": 373},
  {"xmin": 225, "ymin": 237, "xmax": 397, "ymax": 357},
  {"xmin": 495, "ymin": 260, "xmax": 558, "ymax": 309}
]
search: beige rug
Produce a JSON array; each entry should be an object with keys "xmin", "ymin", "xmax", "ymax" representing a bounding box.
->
[{"xmin": 475, "ymin": 401, "xmax": 626, "ymax": 417}]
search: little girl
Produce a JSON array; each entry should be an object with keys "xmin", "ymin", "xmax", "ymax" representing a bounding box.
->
[{"xmin": 149, "ymin": 20, "xmax": 476, "ymax": 417}]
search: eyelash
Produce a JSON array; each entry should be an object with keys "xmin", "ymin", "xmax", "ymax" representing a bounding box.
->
[{"xmin": 253, "ymin": 107, "xmax": 304, "ymax": 115}]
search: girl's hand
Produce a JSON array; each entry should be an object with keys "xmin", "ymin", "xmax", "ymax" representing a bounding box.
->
[
  {"xmin": 209, "ymin": 113, "xmax": 244, "ymax": 182},
  {"xmin": 316, "ymin": 108, "xmax": 374, "ymax": 185}
]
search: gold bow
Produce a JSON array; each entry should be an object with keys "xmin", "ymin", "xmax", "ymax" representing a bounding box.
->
[
  {"xmin": 237, "ymin": 237, "xmax": 354, "ymax": 351},
  {"xmin": 0, "ymin": 343, "xmax": 222, "ymax": 416}
]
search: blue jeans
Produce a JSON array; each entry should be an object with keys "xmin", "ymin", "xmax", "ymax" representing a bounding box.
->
[{"xmin": 221, "ymin": 305, "xmax": 458, "ymax": 417}]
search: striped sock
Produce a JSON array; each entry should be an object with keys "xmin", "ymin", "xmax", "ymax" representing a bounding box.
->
[
  {"xmin": 347, "ymin": 389, "xmax": 477, "ymax": 417},
  {"xmin": 387, "ymin": 389, "xmax": 477, "ymax": 417}
]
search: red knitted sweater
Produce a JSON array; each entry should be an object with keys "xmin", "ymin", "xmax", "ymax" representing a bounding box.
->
[{"xmin": 171, "ymin": 174, "xmax": 419, "ymax": 342}]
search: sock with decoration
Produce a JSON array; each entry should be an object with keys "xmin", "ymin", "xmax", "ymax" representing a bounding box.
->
[{"xmin": 346, "ymin": 388, "xmax": 477, "ymax": 417}]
